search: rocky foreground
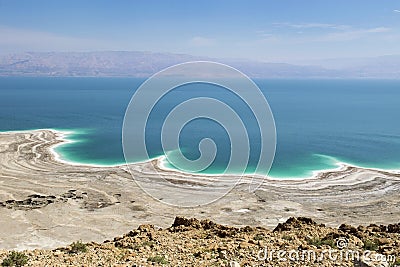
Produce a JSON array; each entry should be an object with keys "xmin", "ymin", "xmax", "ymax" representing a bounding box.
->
[{"xmin": 1, "ymin": 217, "xmax": 399, "ymax": 267}]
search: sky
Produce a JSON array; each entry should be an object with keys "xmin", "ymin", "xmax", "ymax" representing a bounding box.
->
[{"xmin": 0, "ymin": 0, "xmax": 400, "ymax": 63}]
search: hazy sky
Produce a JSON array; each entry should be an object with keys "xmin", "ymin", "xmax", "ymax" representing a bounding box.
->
[{"xmin": 1, "ymin": 0, "xmax": 400, "ymax": 62}]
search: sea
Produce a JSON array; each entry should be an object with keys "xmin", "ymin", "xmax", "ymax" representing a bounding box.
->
[{"xmin": 1, "ymin": 77, "xmax": 399, "ymax": 178}]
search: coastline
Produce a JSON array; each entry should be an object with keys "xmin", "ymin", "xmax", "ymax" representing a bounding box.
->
[
  {"xmin": 50, "ymin": 130, "xmax": 126, "ymax": 168},
  {"xmin": 21, "ymin": 128, "xmax": 399, "ymax": 181},
  {"xmin": 0, "ymin": 128, "xmax": 399, "ymax": 250}
]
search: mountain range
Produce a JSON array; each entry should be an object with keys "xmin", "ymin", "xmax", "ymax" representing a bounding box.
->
[{"xmin": 0, "ymin": 51, "xmax": 399, "ymax": 78}]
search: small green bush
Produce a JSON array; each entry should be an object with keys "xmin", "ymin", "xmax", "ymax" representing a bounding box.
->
[
  {"xmin": 307, "ymin": 237, "xmax": 336, "ymax": 248},
  {"xmin": 307, "ymin": 237, "xmax": 323, "ymax": 247},
  {"xmin": 253, "ymin": 234, "xmax": 264, "ymax": 241},
  {"xmin": 1, "ymin": 251, "xmax": 28, "ymax": 267},
  {"xmin": 70, "ymin": 241, "xmax": 88, "ymax": 254},
  {"xmin": 321, "ymin": 237, "xmax": 336, "ymax": 248},
  {"xmin": 147, "ymin": 255, "xmax": 168, "ymax": 264},
  {"xmin": 363, "ymin": 239, "xmax": 379, "ymax": 251},
  {"xmin": 282, "ymin": 234, "xmax": 294, "ymax": 241},
  {"xmin": 132, "ymin": 241, "xmax": 155, "ymax": 250},
  {"xmin": 389, "ymin": 257, "xmax": 400, "ymax": 267},
  {"xmin": 141, "ymin": 241, "xmax": 154, "ymax": 247}
]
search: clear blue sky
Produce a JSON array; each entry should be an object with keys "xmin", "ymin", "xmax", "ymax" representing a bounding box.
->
[{"xmin": 1, "ymin": 0, "xmax": 400, "ymax": 62}]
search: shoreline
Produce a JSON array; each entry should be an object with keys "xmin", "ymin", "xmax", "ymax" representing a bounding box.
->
[
  {"xmin": 1, "ymin": 128, "xmax": 399, "ymax": 250},
  {"xmin": 9, "ymin": 127, "xmax": 398, "ymax": 182}
]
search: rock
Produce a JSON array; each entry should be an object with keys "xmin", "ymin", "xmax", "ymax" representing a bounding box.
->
[
  {"xmin": 172, "ymin": 217, "xmax": 201, "ymax": 229},
  {"xmin": 137, "ymin": 224, "xmax": 154, "ymax": 232},
  {"xmin": 387, "ymin": 223, "xmax": 400, "ymax": 233},
  {"xmin": 377, "ymin": 237, "xmax": 391, "ymax": 245},
  {"xmin": 339, "ymin": 224, "xmax": 358, "ymax": 234},
  {"xmin": 273, "ymin": 217, "xmax": 317, "ymax": 232},
  {"xmin": 218, "ymin": 250, "xmax": 227, "ymax": 259},
  {"xmin": 238, "ymin": 242, "xmax": 251, "ymax": 249},
  {"xmin": 0, "ymin": 216, "xmax": 398, "ymax": 266}
]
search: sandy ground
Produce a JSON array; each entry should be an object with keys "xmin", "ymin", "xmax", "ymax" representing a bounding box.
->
[{"xmin": 0, "ymin": 129, "xmax": 399, "ymax": 250}]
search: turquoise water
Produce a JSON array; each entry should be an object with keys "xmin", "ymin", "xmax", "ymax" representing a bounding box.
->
[{"xmin": 0, "ymin": 77, "xmax": 399, "ymax": 178}]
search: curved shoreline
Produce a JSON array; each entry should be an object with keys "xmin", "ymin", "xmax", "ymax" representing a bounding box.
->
[
  {"xmin": 0, "ymin": 128, "xmax": 399, "ymax": 250},
  {"xmin": 22, "ymin": 128, "xmax": 400, "ymax": 181}
]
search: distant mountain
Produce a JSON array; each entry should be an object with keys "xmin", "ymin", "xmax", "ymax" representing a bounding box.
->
[
  {"xmin": 0, "ymin": 51, "xmax": 203, "ymax": 77},
  {"xmin": 345, "ymin": 56, "xmax": 400, "ymax": 78},
  {"xmin": 0, "ymin": 51, "xmax": 399, "ymax": 78},
  {"xmin": 299, "ymin": 55, "xmax": 400, "ymax": 78}
]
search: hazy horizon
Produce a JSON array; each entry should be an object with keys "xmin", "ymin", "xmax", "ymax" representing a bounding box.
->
[
  {"xmin": 1, "ymin": 0, "xmax": 400, "ymax": 64},
  {"xmin": 2, "ymin": 49, "xmax": 400, "ymax": 65}
]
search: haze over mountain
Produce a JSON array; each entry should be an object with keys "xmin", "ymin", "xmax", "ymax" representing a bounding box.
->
[{"xmin": 0, "ymin": 51, "xmax": 399, "ymax": 78}]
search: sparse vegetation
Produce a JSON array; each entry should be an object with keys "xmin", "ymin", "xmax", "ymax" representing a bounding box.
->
[
  {"xmin": 307, "ymin": 237, "xmax": 336, "ymax": 248},
  {"xmin": 282, "ymin": 234, "xmax": 294, "ymax": 241},
  {"xmin": 363, "ymin": 239, "xmax": 379, "ymax": 251},
  {"xmin": 132, "ymin": 240, "xmax": 155, "ymax": 250},
  {"xmin": 322, "ymin": 237, "xmax": 336, "ymax": 248},
  {"xmin": 307, "ymin": 237, "xmax": 323, "ymax": 247},
  {"xmin": 141, "ymin": 241, "xmax": 154, "ymax": 247},
  {"xmin": 147, "ymin": 255, "xmax": 169, "ymax": 264},
  {"xmin": 69, "ymin": 241, "xmax": 88, "ymax": 254},
  {"xmin": 253, "ymin": 234, "xmax": 264, "ymax": 241},
  {"xmin": 1, "ymin": 251, "xmax": 28, "ymax": 267}
]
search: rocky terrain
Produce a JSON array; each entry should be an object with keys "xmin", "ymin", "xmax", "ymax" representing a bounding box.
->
[{"xmin": 0, "ymin": 217, "xmax": 399, "ymax": 266}]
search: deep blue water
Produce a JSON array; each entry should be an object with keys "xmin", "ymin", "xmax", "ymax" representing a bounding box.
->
[{"xmin": 0, "ymin": 77, "xmax": 399, "ymax": 178}]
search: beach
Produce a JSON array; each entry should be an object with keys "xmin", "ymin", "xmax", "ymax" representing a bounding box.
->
[{"xmin": 0, "ymin": 129, "xmax": 399, "ymax": 250}]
